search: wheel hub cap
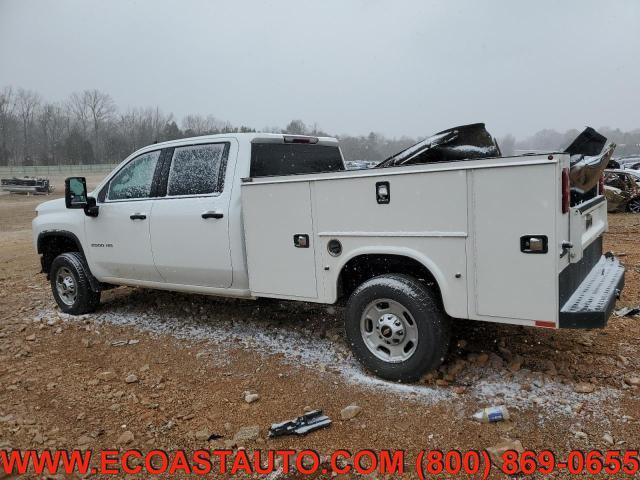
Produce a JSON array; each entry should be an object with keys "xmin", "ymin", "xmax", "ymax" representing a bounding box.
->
[
  {"xmin": 378, "ymin": 314, "xmax": 404, "ymax": 343},
  {"xmin": 360, "ymin": 299, "xmax": 419, "ymax": 363},
  {"xmin": 55, "ymin": 267, "xmax": 77, "ymax": 306}
]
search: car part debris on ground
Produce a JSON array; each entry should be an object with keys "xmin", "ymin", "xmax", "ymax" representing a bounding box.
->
[
  {"xmin": 472, "ymin": 405, "xmax": 510, "ymax": 423},
  {"xmin": 268, "ymin": 410, "xmax": 332, "ymax": 437},
  {"xmin": 615, "ymin": 306, "xmax": 640, "ymax": 317}
]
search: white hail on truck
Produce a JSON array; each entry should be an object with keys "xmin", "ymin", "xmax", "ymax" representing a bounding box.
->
[{"xmin": 32, "ymin": 129, "xmax": 625, "ymax": 381}]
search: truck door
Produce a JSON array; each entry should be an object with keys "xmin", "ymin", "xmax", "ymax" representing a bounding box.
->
[
  {"xmin": 85, "ymin": 150, "xmax": 164, "ymax": 282},
  {"xmin": 242, "ymin": 180, "xmax": 318, "ymax": 299},
  {"xmin": 470, "ymin": 161, "xmax": 558, "ymax": 322},
  {"xmin": 149, "ymin": 141, "xmax": 234, "ymax": 287}
]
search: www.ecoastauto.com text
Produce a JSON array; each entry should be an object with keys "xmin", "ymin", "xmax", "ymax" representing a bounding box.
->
[{"xmin": 2, "ymin": 448, "xmax": 640, "ymax": 477}]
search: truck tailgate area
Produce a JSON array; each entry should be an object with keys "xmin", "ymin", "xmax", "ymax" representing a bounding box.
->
[{"xmin": 560, "ymin": 254, "xmax": 625, "ymax": 328}]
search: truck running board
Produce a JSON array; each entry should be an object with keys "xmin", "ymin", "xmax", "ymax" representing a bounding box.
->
[{"xmin": 559, "ymin": 255, "xmax": 625, "ymax": 329}]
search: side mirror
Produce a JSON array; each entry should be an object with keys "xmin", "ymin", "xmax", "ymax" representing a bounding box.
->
[
  {"xmin": 65, "ymin": 177, "xmax": 88, "ymax": 209},
  {"xmin": 65, "ymin": 177, "xmax": 99, "ymax": 217},
  {"xmin": 84, "ymin": 196, "xmax": 99, "ymax": 217}
]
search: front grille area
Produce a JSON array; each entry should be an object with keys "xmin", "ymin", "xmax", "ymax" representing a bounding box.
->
[{"xmin": 559, "ymin": 236, "xmax": 603, "ymax": 307}]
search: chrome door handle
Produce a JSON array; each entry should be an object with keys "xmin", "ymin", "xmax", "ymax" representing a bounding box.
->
[
  {"xmin": 202, "ymin": 211, "xmax": 223, "ymax": 219},
  {"xmin": 130, "ymin": 213, "xmax": 147, "ymax": 220}
]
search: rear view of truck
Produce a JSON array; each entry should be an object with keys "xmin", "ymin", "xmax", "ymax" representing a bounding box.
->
[{"xmin": 557, "ymin": 128, "xmax": 625, "ymax": 328}]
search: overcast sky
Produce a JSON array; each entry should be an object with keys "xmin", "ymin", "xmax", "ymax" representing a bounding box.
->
[{"xmin": 1, "ymin": 0, "xmax": 639, "ymax": 138}]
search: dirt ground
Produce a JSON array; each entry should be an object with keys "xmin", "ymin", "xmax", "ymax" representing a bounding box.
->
[{"xmin": 0, "ymin": 189, "xmax": 639, "ymax": 479}]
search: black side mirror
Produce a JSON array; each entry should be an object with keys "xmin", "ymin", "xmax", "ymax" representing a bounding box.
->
[
  {"xmin": 84, "ymin": 197, "xmax": 99, "ymax": 217},
  {"xmin": 65, "ymin": 177, "xmax": 99, "ymax": 217},
  {"xmin": 65, "ymin": 177, "xmax": 88, "ymax": 209}
]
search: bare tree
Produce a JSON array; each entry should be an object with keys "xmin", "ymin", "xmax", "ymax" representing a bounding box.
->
[
  {"xmin": 182, "ymin": 114, "xmax": 223, "ymax": 135},
  {"xmin": 149, "ymin": 107, "xmax": 173, "ymax": 142},
  {"xmin": 67, "ymin": 91, "xmax": 90, "ymax": 136},
  {"xmin": 16, "ymin": 88, "xmax": 42, "ymax": 164},
  {"xmin": 39, "ymin": 103, "xmax": 67, "ymax": 165},
  {"xmin": 0, "ymin": 86, "xmax": 16, "ymax": 165},
  {"xmin": 84, "ymin": 89, "xmax": 115, "ymax": 140},
  {"xmin": 67, "ymin": 89, "xmax": 115, "ymax": 162},
  {"xmin": 282, "ymin": 119, "xmax": 307, "ymax": 135}
]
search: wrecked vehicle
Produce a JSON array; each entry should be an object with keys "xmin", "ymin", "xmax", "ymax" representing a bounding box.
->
[
  {"xmin": 377, "ymin": 123, "xmax": 501, "ymax": 167},
  {"xmin": 33, "ymin": 124, "xmax": 624, "ymax": 382},
  {"xmin": 603, "ymin": 170, "xmax": 640, "ymax": 213},
  {"xmin": 1, "ymin": 176, "xmax": 53, "ymax": 195},
  {"xmin": 612, "ymin": 168, "xmax": 640, "ymax": 189},
  {"xmin": 617, "ymin": 156, "xmax": 640, "ymax": 170}
]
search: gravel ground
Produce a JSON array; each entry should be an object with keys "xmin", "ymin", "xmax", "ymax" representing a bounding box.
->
[{"xmin": 1, "ymin": 192, "xmax": 639, "ymax": 478}]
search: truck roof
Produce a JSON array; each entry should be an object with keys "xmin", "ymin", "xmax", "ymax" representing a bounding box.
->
[{"xmin": 137, "ymin": 132, "xmax": 339, "ymax": 153}]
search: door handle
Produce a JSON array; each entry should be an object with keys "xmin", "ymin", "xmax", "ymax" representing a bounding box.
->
[
  {"xmin": 130, "ymin": 213, "xmax": 147, "ymax": 220},
  {"xmin": 202, "ymin": 211, "xmax": 224, "ymax": 219},
  {"xmin": 520, "ymin": 235, "xmax": 548, "ymax": 254}
]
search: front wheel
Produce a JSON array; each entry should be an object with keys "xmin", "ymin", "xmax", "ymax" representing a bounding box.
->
[
  {"xmin": 345, "ymin": 274, "xmax": 450, "ymax": 382},
  {"xmin": 50, "ymin": 252, "xmax": 100, "ymax": 315}
]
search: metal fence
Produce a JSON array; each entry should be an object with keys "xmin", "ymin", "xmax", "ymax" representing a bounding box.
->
[{"xmin": 0, "ymin": 163, "xmax": 118, "ymax": 177}]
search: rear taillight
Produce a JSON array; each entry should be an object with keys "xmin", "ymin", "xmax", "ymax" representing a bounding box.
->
[
  {"xmin": 561, "ymin": 168, "xmax": 570, "ymax": 214},
  {"xmin": 598, "ymin": 174, "xmax": 604, "ymax": 195}
]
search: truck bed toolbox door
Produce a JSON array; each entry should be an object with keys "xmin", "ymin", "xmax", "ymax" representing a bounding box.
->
[
  {"xmin": 470, "ymin": 160, "xmax": 558, "ymax": 323},
  {"xmin": 242, "ymin": 180, "xmax": 318, "ymax": 299}
]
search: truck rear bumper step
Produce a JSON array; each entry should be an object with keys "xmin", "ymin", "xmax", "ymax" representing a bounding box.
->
[{"xmin": 559, "ymin": 255, "xmax": 625, "ymax": 328}]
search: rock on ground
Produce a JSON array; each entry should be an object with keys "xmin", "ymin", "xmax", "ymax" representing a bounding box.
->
[
  {"xmin": 233, "ymin": 426, "xmax": 260, "ymax": 442},
  {"xmin": 486, "ymin": 439, "xmax": 524, "ymax": 465},
  {"xmin": 117, "ymin": 431, "xmax": 134, "ymax": 445},
  {"xmin": 573, "ymin": 382, "xmax": 595, "ymax": 393},
  {"xmin": 340, "ymin": 405, "xmax": 362, "ymax": 420}
]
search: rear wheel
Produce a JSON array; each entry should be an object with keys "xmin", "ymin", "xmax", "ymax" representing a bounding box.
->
[
  {"xmin": 345, "ymin": 274, "xmax": 450, "ymax": 382},
  {"xmin": 50, "ymin": 252, "xmax": 100, "ymax": 315}
]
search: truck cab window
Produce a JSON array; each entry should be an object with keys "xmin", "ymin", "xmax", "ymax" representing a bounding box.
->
[
  {"xmin": 107, "ymin": 150, "xmax": 161, "ymax": 201},
  {"xmin": 250, "ymin": 144, "xmax": 344, "ymax": 177},
  {"xmin": 167, "ymin": 143, "xmax": 228, "ymax": 196}
]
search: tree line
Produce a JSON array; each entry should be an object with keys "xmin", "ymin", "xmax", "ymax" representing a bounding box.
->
[{"xmin": 1, "ymin": 86, "xmax": 639, "ymax": 167}]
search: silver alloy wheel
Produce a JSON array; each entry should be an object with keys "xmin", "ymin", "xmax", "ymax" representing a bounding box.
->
[
  {"xmin": 55, "ymin": 266, "xmax": 77, "ymax": 306},
  {"xmin": 360, "ymin": 298, "xmax": 419, "ymax": 363},
  {"xmin": 629, "ymin": 200, "xmax": 640, "ymax": 213}
]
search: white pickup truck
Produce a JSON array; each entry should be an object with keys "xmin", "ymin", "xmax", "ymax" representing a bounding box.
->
[{"xmin": 32, "ymin": 125, "xmax": 625, "ymax": 381}]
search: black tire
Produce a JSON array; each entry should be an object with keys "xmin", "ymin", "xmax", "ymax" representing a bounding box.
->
[
  {"xmin": 627, "ymin": 198, "xmax": 640, "ymax": 214},
  {"xmin": 345, "ymin": 274, "xmax": 450, "ymax": 382},
  {"xmin": 50, "ymin": 252, "xmax": 100, "ymax": 315}
]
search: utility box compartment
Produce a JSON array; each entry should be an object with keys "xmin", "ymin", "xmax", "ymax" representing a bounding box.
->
[
  {"xmin": 469, "ymin": 162, "xmax": 558, "ymax": 322},
  {"xmin": 242, "ymin": 181, "xmax": 318, "ymax": 299}
]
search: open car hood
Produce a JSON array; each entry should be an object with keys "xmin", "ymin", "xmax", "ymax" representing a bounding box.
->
[{"xmin": 376, "ymin": 123, "xmax": 500, "ymax": 168}]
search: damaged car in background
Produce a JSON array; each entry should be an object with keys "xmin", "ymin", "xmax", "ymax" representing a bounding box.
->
[
  {"xmin": 603, "ymin": 170, "xmax": 640, "ymax": 213},
  {"xmin": 33, "ymin": 122, "xmax": 624, "ymax": 382}
]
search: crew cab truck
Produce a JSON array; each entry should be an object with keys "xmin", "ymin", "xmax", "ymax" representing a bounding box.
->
[{"xmin": 33, "ymin": 132, "xmax": 625, "ymax": 382}]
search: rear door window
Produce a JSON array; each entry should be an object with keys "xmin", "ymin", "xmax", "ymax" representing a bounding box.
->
[
  {"xmin": 250, "ymin": 144, "xmax": 344, "ymax": 177},
  {"xmin": 166, "ymin": 143, "xmax": 229, "ymax": 196}
]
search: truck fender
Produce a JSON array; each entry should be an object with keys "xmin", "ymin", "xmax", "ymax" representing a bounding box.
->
[
  {"xmin": 334, "ymin": 246, "xmax": 450, "ymax": 310},
  {"xmin": 37, "ymin": 230, "xmax": 102, "ymax": 293}
]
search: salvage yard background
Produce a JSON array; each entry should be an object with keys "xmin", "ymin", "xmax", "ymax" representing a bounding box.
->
[{"xmin": 1, "ymin": 186, "xmax": 639, "ymax": 474}]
